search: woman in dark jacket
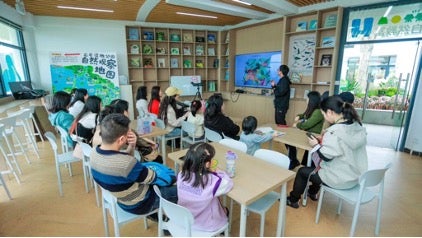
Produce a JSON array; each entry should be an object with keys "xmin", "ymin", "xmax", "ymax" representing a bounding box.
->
[
  {"xmin": 271, "ymin": 65, "xmax": 291, "ymax": 125},
  {"xmin": 204, "ymin": 93, "xmax": 240, "ymax": 140}
]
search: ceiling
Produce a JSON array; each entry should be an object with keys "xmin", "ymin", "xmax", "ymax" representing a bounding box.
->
[{"xmin": 2, "ymin": 0, "xmax": 393, "ymax": 27}]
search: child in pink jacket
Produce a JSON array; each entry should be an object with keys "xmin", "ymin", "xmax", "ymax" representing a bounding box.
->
[{"xmin": 177, "ymin": 142, "xmax": 233, "ymax": 232}]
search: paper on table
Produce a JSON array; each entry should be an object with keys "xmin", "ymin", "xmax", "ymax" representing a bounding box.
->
[{"xmin": 256, "ymin": 127, "xmax": 274, "ymax": 133}]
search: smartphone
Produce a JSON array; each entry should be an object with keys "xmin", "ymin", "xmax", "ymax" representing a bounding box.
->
[{"xmin": 306, "ymin": 132, "xmax": 315, "ymax": 139}]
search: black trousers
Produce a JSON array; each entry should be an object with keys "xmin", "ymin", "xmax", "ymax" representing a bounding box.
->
[
  {"xmin": 289, "ymin": 167, "xmax": 323, "ymax": 203},
  {"xmin": 287, "ymin": 145, "xmax": 309, "ymax": 166},
  {"xmin": 275, "ymin": 108, "xmax": 288, "ymax": 125}
]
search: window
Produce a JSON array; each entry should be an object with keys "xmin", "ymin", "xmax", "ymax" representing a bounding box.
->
[{"xmin": 0, "ymin": 17, "xmax": 30, "ymax": 97}]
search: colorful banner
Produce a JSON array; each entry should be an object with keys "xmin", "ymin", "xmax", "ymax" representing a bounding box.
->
[{"xmin": 50, "ymin": 52, "xmax": 120, "ymax": 105}]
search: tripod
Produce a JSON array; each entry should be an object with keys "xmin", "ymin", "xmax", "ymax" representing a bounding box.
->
[{"xmin": 193, "ymin": 85, "xmax": 202, "ymax": 101}]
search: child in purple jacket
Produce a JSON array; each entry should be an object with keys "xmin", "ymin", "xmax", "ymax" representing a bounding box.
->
[{"xmin": 177, "ymin": 142, "xmax": 233, "ymax": 232}]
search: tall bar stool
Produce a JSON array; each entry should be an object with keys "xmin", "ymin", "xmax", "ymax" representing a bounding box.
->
[
  {"xmin": 0, "ymin": 114, "xmax": 31, "ymax": 166},
  {"xmin": 0, "ymin": 124, "xmax": 21, "ymax": 184},
  {"xmin": 7, "ymin": 109, "xmax": 40, "ymax": 158},
  {"xmin": 21, "ymin": 105, "xmax": 44, "ymax": 142}
]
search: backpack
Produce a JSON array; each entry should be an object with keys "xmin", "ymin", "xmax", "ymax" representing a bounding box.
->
[{"xmin": 143, "ymin": 162, "xmax": 176, "ymax": 186}]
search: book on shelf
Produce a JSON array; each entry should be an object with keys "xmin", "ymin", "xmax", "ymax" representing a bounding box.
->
[
  {"xmin": 290, "ymin": 87, "xmax": 295, "ymax": 99},
  {"xmin": 213, "ymin": 59, "xmax": 219, "ymax": 68},
  {"xmin": 296, "ymin": 21, "xmax": 307, "ymax": 32},
  {"xmin": 156, "ymin": 31, "xmax": 165, "ymax": 41},
  {"xmin": 130, "ymin": 57, "xmax": 141, "ymax": 67},
  {"xmin": 225, "ymin": 33, "xmax": 230, "ymax": 43},
  {"xmin": 142, "ymin": 44, "xmax": 153, "ymax": 54},
  {"xmin": 208, "ymin": 81, "xmax": 216, "ymax": 92},
  {"xmin": 170, "ymin": 47, "xmax": 180, "ymax": 55},
  {"xmin": 225, "ymin": 47, "xmax": 229, "ymax": 56},
  {"xmin": 170, "ymin": 34, "xmax": 180, "ymax": 42},
  {"xmin": 195, "ymin": 36, "xmax": 205, "ymax": 42},
  {"xmin": 195, "ymin": 60, "xmax": 204, "ymax": 68},
  {"xmin": 195, "ymin": 45, "xmax": 204, "ymax": 55},
  {"xmin": 304, "ymin": 89, "xmax": 310, "ymax": 99},
  {"xmin": 320, "ymin": 54, "xmax": 332, "ymax": 66},
  {"xmin": 208, "ymin": 47, "xmax": 215, "ymax": 56},
  {"xmin": 170, "ymin": 58, "xmax": 179, "ymax": 68},
  {"xmin": 143, "ymin": 31, "xmax": 154, "ymax": 40},
  {"xmin": 157, "ymin": 58, "xmax": 166, "ymax": 68},
  {"xmin": 143, "ymin": 58, "xmax": 153, "ymax": 68},
  {"xmin": 128, "ymin": 28, "xmax": 139, "ymax": 40},
  {"xmin": 156, "ymin": 47, "xmax": 166, "ymax": 54},
  {"xmin": 183, "ymin": 46, "xmax": 191, "ymax": 55},
  {"xmin": 224, "ymin": 59, "xmax": 229, "ymax": 68},
  {"xmin": 183, "ymin": 33, "xmax": 193, "ymax": 42},
  {"xmin": 183, "ymin": 59, "xmax": 192, "ymax": 68},
  {"xmin": 130, "ymin": 44, "xmax": 140, "ymax": 54},
  {"xmin": 309, "ymin": 19, "xmax": 317, "ymax": 30},
  {"xmin": 324, "ymin": 14, "xmax": 337, "ymax": 28},
  {"xmin": 224, "ymin": 70, "xmax": 229, "ymax": 81},
  {"xmin": 207, "ymin": 34, "xmax": 216, "ymax": 43},
  {"xmin": 321, "ymin": 36, "xmax": 335, "ymax": 47}
]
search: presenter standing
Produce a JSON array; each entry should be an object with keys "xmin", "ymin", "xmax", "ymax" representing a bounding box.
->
[{"xmin": 271, "ymin": 64, "xmax": 291, "ymax": 125}]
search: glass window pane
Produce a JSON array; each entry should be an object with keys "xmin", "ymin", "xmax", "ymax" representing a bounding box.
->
[
  {"xmin": 0, "ymin": 22, "xmax": 19, "ymax": 46},
  {"xmin": 0, "ymin": 47, "xmax": 26, "ymax": 94}
]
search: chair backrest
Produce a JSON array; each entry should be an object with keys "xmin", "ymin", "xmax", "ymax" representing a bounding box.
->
[
  {"xmin": 359, "ymin": 163, "xmax": 392, "ymax": 188},
  {"xmin": 45, "ymin": 131, "xmax": 58, "ymax": 159},
  {"xmin": 0, "ymin": 114, "xmax": 18, "ymax": 129},
  {"xmin": 219, "ymin": 138, "xmax": 247, "ymax": 153},
  {"xmin": 204, "ymin": 127, "xmax": 223, "ymax": 142},
  {"xmin": 56, "ymin": 126, "xmax": 71, "ymax": 153},
  {"xmin": 181, "ymin": 121, "xmax": 196, "ymax": 138},
  {"xmin": 253, "ymin": 149, "xmax": 290, "ymax": 169},
  {"xmin": 78, "ymin": 140, "xmax": 93, "ymax": 158},
  {"xmin": 153, "ymin": 185, "xmax": 195, "ymax": 237}
]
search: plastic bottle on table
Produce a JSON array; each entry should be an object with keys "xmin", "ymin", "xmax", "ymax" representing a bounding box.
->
[{"xmin": 226, "ymin": 150, "xmax": 237, "ymax": 178}]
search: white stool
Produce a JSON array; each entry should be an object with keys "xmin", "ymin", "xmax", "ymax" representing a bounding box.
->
[
  {"xmin": 21, "ymin": 105, "xmax": 44, "ymax": 142},
  {"xmin": 0, "ymin": 124, "xmax": 21, "ymax": 184},
  {"xmin": 0, "ymin": 115, "xmax": 32, "ymax": 166},
  {"xmin": 8, "ymin": 109, "xmax": 40, "ymax": 158}
]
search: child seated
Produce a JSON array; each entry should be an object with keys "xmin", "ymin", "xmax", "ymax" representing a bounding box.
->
[
  {"xmin": 186, "ymin": 100, "xmax": 205, "ymax": 140},
  {"xmin": 177, "ymin": 142, "xmax": 233, "ymax": 232},
  {"xmin": 240, "ymin": 116, "xmax": 277, "ymax": 155}
]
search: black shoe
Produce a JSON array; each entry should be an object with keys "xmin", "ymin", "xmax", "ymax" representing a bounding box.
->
[
  {"xmin": 147, "ymin": 214, "xmax": 159, "ymax": 223},
  {"xmin": 286, "ymin": 196, "xmax": 299, "ymax": 209},
  {"xmin": 289, "ymin": 159, "xmax": 300, "ymax": 170},
  {"xmin": 163, "ymin": 229, "xmax": 171, "ymax": 236},
  {"xmin": 308, "ymin": 193, "xmax": 318, "ymax": 201}
]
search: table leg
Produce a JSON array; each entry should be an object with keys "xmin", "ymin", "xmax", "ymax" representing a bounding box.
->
[
  {"xmin": 239, "ymin": 204, "xmax": 247, "ymax": 237},
  {"xmin": 161, "ymin": 135, "xmax": 166, "ymax": 165},
  {"xmin": 276, "ymin": 182, "xmax": 287, "ymax": 237}
]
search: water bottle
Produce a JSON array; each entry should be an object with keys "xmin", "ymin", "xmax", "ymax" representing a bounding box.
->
[
  {"xmin": 137, "ymin": 117, "xmax": 152, "ymax": 134},
  {"xmin": 226, "ymin": 150, "xmax": 237, "ymax": 178}
]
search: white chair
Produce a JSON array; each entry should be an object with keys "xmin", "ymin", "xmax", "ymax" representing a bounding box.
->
[
  {"xmin": 77, "ymin": 139, "xmax": 100, "ymax": 207},
  {"xmin": 241, "ymin": 149, "xmax": 290, "ymax": 237},
  {"xmin": 45, "ymin": 131, "xmax": 83, "ymax": 196},
  {"xmin": 155, "ymin": 118, "xmax": 180, "ymax": 152},
  {"xmin": 101, "ymin": 187, "xmax": 157, "ymax": 237},
  {"xmin": 315, "ymin": 163, "xmax": 392, "ymax": 237},
  {"xmin": 180, "ymin": 120, "xmax": 205, "ymax": 149},
  {"xmin": 0, "ymin": 115, "xmax": 31, "ymax": 166},
  {"xmin": 219, "ymin": 138, "xmax": 247, "ymax": 153},
  {"xmin": 153, "ymin": 185, "xmax": 229, "ymax": 237},
  {"xmin": 204, "ymin": 127, "xmax": 222, "ymax": 142},
  {"xmin": 0, "ymin": 172, "xmax": 13, "ymax": 200},
  {"xmin": 22, "ymin": 105, "xmax": 44, "ymax": 142},
  {"xmin": 7, "ymin": 109, "xmax": 40, "ymax": 158},
  {"xmin": 0, "ymin": 124, "xmax": 21, "ymax": 184}
]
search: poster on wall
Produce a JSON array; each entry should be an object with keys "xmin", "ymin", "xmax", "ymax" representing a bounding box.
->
[
  {"xmin": 288, "ymin": 34, "xmax": 316, "ymax": 76},
  {"xmin": 49, "ymin": 52, "xmax": 120, "ymax": 105}
]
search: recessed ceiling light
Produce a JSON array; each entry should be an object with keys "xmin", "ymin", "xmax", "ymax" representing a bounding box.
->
[
  {"xmin": 57, "ymin": 5, "xmax": 114, "ymax": 13},
  {"xmin": 176, "ymin": 12, "xmax": 217, "ymax": 19},
  {"xmin": 232, "ymin": 0, "xmax": 251, "ymax": 6}
]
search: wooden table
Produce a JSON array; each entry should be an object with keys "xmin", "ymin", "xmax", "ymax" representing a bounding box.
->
[
  {"xmin": 268, "ymin": 124, "xmax": 314, "ymax": 167},
  {"xmin": 131, "ymin": 122, "xmax": 169, "ymax": 164},
  {"xmin": 168, "ymin": 142, "xmax": 296, "ymax": 236}
]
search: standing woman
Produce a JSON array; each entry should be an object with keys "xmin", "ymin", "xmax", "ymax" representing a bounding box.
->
[
  {"xmin": 136, "ymin": 86, "xmax": 148, "ymax": 118},
  {"xmin": 271, "ymin": 65, "xmax": 291, "ymax": 125},
  {"xmin": 286, "ymin": 96, "xmax": 368, "ymax": 208},
  {"xmin": 69, "ymin": 88, "xmax": 88, "ymax": 118},
  {"xmin": 148, "ymin": 86, "xmax": 162, "ymax": 116}
]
